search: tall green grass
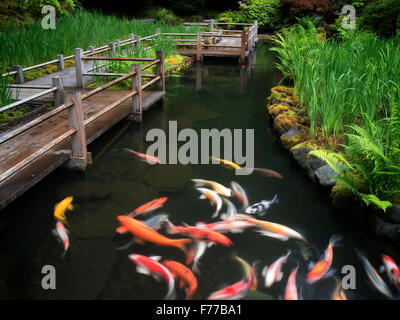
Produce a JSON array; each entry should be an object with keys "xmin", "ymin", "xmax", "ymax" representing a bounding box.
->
[
  {"xmin": 271, "ymin": 22, "xmax": 400, "ymax": 210},
  {"xmin": 271, "ymin": 25, "xmax": 400, "ymax": 138},
  {"xmin": 0, "ymin": 9, "xmax": 198, "ymax": 71}
]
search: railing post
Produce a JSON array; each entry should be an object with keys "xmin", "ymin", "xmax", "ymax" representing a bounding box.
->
[
  {"xmin": 156, "ymin": 50, "xmax": 165, "ymax": 92},
  {"xmin": 109, "ymin": 42, "xmax": 116, "ymax": 55},
  {"xmin": 14, "ymin": 65, "xmax": 24, "ymax": 84},
  {"xmin": 129, "ymin": 34, "xmax": 135, "ymax": 48},
  {"xmin": 116, "ymin": 39, "xmax": 121, "ymax": 53},
  {"xmin": 156, "ymin": 28, "xmax": 161, "ymax": 40},
  {"xmin": 74, "ymin": 48, "xmax": 84, "ymax": 88},
  {"xmin": 196, "ymin": 30, "xmax": 202, "ymax": 62},
  {"xmin": 56, "ymin": 54, "xmax": 64, "ymax": 71},
  {"xmin": 210, "ymin": 19, "xmax": 214, "ymax": 33},
  {"xmin": 134, "ymin": 35, "xmax": 141, "ymax": 57},
  {"xmin": 65, "ymin": 91, "xmax": 89, "ymax": 170},
  {"xmin": 88, "ymin": 46, "xmax": 95, "ymax": 54},
  {"xmin": 129, "ymin": 63, "xmax": 143, "ymax": 122},
  {"xmin": 52, "ymin": 76, "xmax": 64, "ymax": 107},
  {"xmin": 240, "ymin": 30, "xmax": 246, "ymax": 65}
]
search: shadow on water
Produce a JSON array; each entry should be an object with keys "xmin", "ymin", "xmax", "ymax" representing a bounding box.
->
[{"xmin": 0, "ymin": 43, "xmax": 398, "ymax": 300}]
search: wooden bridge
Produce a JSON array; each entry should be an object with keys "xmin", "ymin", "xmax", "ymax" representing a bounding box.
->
[{"xmin": 0, "ymin": 20, "xmax": 258, "ymax": 210}]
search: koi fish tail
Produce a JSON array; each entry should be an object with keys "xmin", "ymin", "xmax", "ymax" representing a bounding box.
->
[
  {"xmin": 192, "ymin": 261, "xmax": 202, "ymax": 275},
  {"xmin": 191, "ymin": 179, "xmax": 206, "ymax": 187},
  {"xmin": 164, "ymin": 288, "xmax": 177, "ymax": 300},
  {"xmin": 329, "ymin": 234, "xmax": 343, "ymax": 246},
  {"xmin": 165, "ymin": 220, "xmax": 179, "ymax": 234},
  {"xmin": 172, "ymin": 238, "xmax": 192, "ymax": 254},
  {"xmin": 271, "ymin": 194, "xmax": 279, "ymax": 205}
]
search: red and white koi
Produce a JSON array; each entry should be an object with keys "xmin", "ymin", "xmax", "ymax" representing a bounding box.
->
[
  {"xmin": 125, "ymin": 148, "xmax": 161, "ymax": 164},
  {"xmin": 128, "ymin": 254, "xmax": 176, "ymax": 300},
  {"xmin": 196, "ymin": 219, "xmax": 255, "ymax": 234},
  {"xmin": 381, "ymin": 254, "xmax": 400, "ymax": 291},
  {"xmin": 230, "ymin": 181, "xmax": 249, "ymax": 211},
  {"xmin": 307, "ymin": 235, "xmax": 341, "ymax": 284},
  {"xmin": 262, "ymin": 250, "xmax": 291, "ymax": 288},
  {"xmin": 284, "ymin": 266, "xmax": 299, "ymax": 300},
  {"xmin": 53, "ymin": 221, "xmax": 69, "ymax": 257},
  {"xmin": 207, "ymin": 266, "xmax": 255, "ymax": 300}
]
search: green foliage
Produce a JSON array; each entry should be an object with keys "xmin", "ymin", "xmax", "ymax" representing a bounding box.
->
[
  {"xmin": 0, "ymin": 9, "xmax": 198, "ymax": 72},
  {"xmin": 359, "ymin": 0, "xmax": 400, "ymax": 38},
  {"xmin": 218, "ymin": 0, "xmax": 283, "ymax": 31},
  {"xmin": 271, "ymin": 25, "xmax": 400, "ymax": 137},
  {"xmin": 309, "ymin": 110, "xmax": 400, "ymax": 212}
]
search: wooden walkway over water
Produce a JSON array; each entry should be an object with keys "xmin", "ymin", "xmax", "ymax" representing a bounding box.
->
[{"xmin": 0, "ymin": 21, "xmax": 258, "ymax": 209}]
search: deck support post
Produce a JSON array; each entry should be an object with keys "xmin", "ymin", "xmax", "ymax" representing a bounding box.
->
[
  {"xmin": 56, "ymin": 54, "xmax": 64, "ymax": 71},
  {"xmin": 129, "ymin": 34, "xmax": 135, "ymax": 48},
  {"xmin": 52, "ymin": 76, "xmax": 64, "ymax": 107},
  {"xmin": 74, "ymin": 48, "xmax": 84, "ymax": 88},
  {"xmin": 127, "ymin": 63, "xmax": 143, "ymax": 122},
  {"xmin": 65, "ymin": 91, "xmax": 89, "ymax": 170},
  {"xmin": 156, "ymin": 50, "xmax": 165, "ymax": 93},
  {"xmin": 239, "ymin": 30, "xmax": 246, "ymax": 65},
  {"xmin": 196, "ymin": 30, "xmax": 202, "ymax": 62},
  {"xmin": 196, "ymin": 62, "xmax": 202, "ymax": 91},
  {"xmin": 14, "ymin": 65, "xmax": 24, "ymax": 84}
]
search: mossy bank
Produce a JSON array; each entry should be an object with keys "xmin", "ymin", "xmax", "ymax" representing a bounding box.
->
[{"xmin": 266, "ymin": 85, "xmax": 400, "ymax": 245}]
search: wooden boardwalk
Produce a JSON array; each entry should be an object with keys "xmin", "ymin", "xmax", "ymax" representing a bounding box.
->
[
  {"xmin": 0, "ymin": 48, "xmax": 165, "ymax": 209},
  {"xmin": 0, "ymin": 21, "xmax": 258, "ymax": 209}
]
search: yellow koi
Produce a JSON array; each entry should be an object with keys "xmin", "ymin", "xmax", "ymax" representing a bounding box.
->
[
  {"xmin": 53, "ymin": 196, "xmax": 74, "ymax": 225},
  {"xmin": 209, "ymin": 156, "xmax": 242, "ymax": 170}
]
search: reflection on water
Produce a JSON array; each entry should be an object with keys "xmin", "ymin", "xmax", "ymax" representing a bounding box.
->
[{"xmin": 0, "ymin": 43, "xmax": 399, "ymax": 300}]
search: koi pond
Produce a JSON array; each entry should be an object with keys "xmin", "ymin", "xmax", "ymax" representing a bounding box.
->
[{"xmin": 0, "ymin": 43, "xmax": 398, "ymax": 300}]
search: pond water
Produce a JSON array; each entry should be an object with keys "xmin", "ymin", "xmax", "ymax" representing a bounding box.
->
[{"xmin": 0, "ymin": 43, "xmax": 399, "ymax": 300}]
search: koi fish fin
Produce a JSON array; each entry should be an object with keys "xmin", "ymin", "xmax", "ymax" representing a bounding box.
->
[
  {"xmin": 308, "ymin": 261, "xmax": 315, "ymax": 271},
  {"xmin": 329, "ymin": 234, "xmax": 343, "ymax": 246},
  {"xmin": 179, "ymin": 279, "xmax": 185, "ymax": 288},
  {"xmin": 115, "ymin": 239, "xmax": 134, "ymax": 250},
  {"xmin": 136, "ymin": 265, "xmax": 151, "ymax": 275},
  {"xmin": 116, "ymin": 226, "xmax": 129, "ymax": 234},
  {"xmin": 323, "ymin": 268, "xmax": 337, "ymax": 279},
  {"xmin": 230, "ymin": 228, "xmax": 245, "ymax": 233},
  {"xmin": 60, "ymin": 250, "xmax": 67, "ymax": 260},
  {"xmin": 173, "ymin": 238, "xmax": 192, "ymax": 254},
  {"xmin": 379, "ymin": 265, "xmax": 386, "ymax": 274},
  {"xmin": 199, "ymin": 195, "xmax": 207, "ymax": 200},
  {"xmin": 211, "ymin": 209, "xmax": 219, "ymax": 219},
  {"xmin": 277, "ymin": 271, "xmax": 284, "ymax": 281},
  {"xmin": 261, "ymin": 265, "xmax": 268, "ymax": 278},
  {"xmin": 182, "ymin": 221, "xmax": 191, "ymax": 228},
  {"xmin": 256, "ymin": 230, "xmax": 289, "ymax": 241},
  {"xmin": 192, "ymin": 179, "xmax": 205, "ymax": 187},
  {"xmin": 192, "ymin": 261, "xmax": 202, "ymax": 275},
  {"xmin": 164, "ymin": 289, "xmax": 177, "ymax": 300},
  {"xmin": 258, "ymin": 210, "xmax": 269, "ymax": 217},
  {"xmin": 150, "ymin": 255, "xmax": 162, "ymax": 261},
  {"xmin": 165, "ymin": 220, "xmax": 179, "ymax": 234}
]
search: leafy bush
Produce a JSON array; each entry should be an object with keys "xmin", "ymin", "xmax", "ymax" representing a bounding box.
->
[
  {"xmin": 279, "ymin": 0, "xmax": 337, "ymax": 16},
  {"xmin": 153, "ymin": 8, "xmax": 178, "ymax": 24},
  {"xmin": 218, "ymin": 0, "xmax": 283, "ymax": 31},
  {"xmin": 359, "ymin": 0, "xmax": 400, "ymax": 38}
]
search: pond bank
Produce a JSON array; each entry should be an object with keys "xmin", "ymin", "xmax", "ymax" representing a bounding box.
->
[{"xmin": 266, "ymin": 85, "xmax": 400, "ymax": 246}]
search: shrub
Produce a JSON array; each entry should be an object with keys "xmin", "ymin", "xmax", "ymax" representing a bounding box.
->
[
  {"xmin": 218, "ymin": 0, "xmax": 283, "ymax": 31},
  {"xmin": 359, "ymin": 0, "xmax": 400, "ymax": 38},
  {"xmin": 279, "ymin": 0, "xmax": 337, "ymax": 18}
]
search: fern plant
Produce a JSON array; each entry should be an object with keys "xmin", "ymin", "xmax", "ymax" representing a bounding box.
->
[{"xmin": 309, "ymin": 109, "xmax": 400, "ymax": 212}]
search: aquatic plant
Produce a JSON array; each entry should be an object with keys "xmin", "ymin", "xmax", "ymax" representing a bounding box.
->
[{"xmin": 309, "ymin": 109, "xmax": 400, "ymax": 211}]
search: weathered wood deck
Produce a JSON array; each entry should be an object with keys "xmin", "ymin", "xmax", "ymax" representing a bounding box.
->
[{"xmin": 0, "ymin": 50, "xmax": 166, "ymax": 209}]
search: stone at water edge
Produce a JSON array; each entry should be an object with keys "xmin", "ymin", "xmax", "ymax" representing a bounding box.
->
[{"xmin": 314, "ymin": 164, "xmax": 338, "ymax": 187}]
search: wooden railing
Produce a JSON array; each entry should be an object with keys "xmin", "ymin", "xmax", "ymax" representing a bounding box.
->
[{"xmin": 0, "ymin": 51, "xmax": 165, "ymax": 178}]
